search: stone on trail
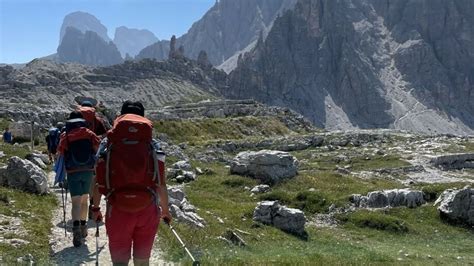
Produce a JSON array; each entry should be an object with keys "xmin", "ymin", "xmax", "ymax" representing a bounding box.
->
[
  {"xmin": 250, "ymin": 184, "xmax": 270, "ymax": 194},
  {"xmin": 230, "ymin": 150, "xmax": 298, "ymax": 184}
]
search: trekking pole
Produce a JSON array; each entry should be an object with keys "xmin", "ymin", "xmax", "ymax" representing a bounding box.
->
[
  {"xmin": 165, "ymin": 221, "xmax": 200, "ymax": 266},
  {"xmin": 61, "ymin": 186, "xmax": 66, "ymax": 237},
  {"xmin": 95, "ymin": 222, "xmax": 99, "ymax": 266}
]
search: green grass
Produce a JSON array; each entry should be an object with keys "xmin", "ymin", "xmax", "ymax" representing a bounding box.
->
[
  {"xmin": 0, "ymin": 187, "xmax": 57, "ymax": 264},
  {"xmin": 156, "ymin": 161, "xmax": 474, "ymax": 265},
  {"xmin": 0, "ymin": 142, "xmax": 31, "ymax": 164},
  {"xmin": 338, "ymin": 209, "xmax": 410, "ymax": 233},
  {"xmin": 154, "ymin": 116, "xmax": 294, "ymax": 143}
]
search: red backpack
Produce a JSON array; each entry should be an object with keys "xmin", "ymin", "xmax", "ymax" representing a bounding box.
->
[
  {"xmin": 96, "ymin": 114, "xmax": 165, "ymax": 212},
  {"xmin": 77, "ymin": 106, "xmax": 96, "ymax": 132}
]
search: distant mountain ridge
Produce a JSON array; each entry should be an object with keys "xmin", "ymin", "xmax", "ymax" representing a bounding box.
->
[
  {"xmin": 136, "ymin": 0, "xmax": 297, "ymax": 66},
  {"xmin": 57, "ymin": 27, "xmax": 123, "ymax": 66},
  {"xmin": 113, "ymin": 26, "xmax": 159, "ymax": 58}
]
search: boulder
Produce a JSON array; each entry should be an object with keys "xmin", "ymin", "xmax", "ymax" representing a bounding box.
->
[
  {"xmin": 26, "ymin": 153, "xmax": 50, "ymax": 165},
  {"xmin": 172, "ymin": 160, "xmax": 193, "ymax": 171},
  {"xmin": 435, "ymin": 187, "xmax": 474, "ymax": 226},
  {"xmin": 167, "ymin": 187, "xmax": 206, "ymax": 228},
  {"xmin": 2, "ymin": 156, "xmax": 48, "ymax": 194},
  {"xmin": 230, "ymin": 150, "xmax": 298, "ymax": 184},
  {"xmin": 351, "ymin": 189, "xmax": 425, "ymax": 208},
  {"xmin": 253, "ymin": 201, "xmax": 306, "ymax": 237},
  {"xmin": 9, "ymin": 121, "xmax": 40, "ymax": 140},
  {"xmin": 25, "ymin": 154, "xmax": 47, "ymax": 169},
  {"xmin": 250, "ymin": 184, "xmax": 270, "ymax": 194}
]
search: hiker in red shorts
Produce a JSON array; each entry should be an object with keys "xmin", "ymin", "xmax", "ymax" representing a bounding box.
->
[{"xmin": 91, "ymin": 101, "xmax": 171, "ymax": 265}]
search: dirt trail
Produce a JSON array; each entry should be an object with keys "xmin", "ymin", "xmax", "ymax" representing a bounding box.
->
[{"xmin": 47, "ymin": 172, "xmax": 173, "ymax": 265}]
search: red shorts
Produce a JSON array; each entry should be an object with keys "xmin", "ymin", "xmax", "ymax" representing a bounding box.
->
[{"xmin": 105, "ymin": 203, "xmax": 160, "ymax": 263}]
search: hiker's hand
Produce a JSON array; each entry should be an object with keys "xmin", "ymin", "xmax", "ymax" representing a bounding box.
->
[
  {"xmin": 92, "ymin": 207, "xmax": 103, "ymax": 222},
  {"xmin": 162, "ymin": 210, "xmax": 172, "ymax": 225}
]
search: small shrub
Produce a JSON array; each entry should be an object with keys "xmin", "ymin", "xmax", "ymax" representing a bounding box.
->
[
  {"xmin": 294, "ymin": 191, "xmax": 328, "ymax": 213},
  {"xmin": 341, "ymin": 210, "xmax": 409, "ymax": 233},
  {"xmin": 259, "ymin": 191, "xmax": 292, "ymax": 205}
]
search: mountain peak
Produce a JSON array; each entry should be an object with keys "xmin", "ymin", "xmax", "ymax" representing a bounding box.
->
[{"xmin": 60, "ymin": 11, "xmax": 111, "ymax": 44}]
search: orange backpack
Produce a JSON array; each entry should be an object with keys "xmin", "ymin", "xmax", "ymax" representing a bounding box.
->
[
  {"xmin": 95, "ymin": 114, "xmax": 165, "ymax": 212},
  {"xmin": 77, "ymin": 106, "xmax": 96, "ymax": 132}
]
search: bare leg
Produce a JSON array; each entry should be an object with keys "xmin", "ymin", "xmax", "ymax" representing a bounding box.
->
[
  {"xmin": 71, "ymin": 196, "xmax": 82, "ymax": 221},
  {"xmin": 80, "ymin": 194, "xmax": 89, "ymax": 221}
]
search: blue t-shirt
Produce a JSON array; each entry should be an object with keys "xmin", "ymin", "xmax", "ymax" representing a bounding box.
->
[{"xmin": 3, "ymin": 131, "xmax": 12, "ymax": 143}]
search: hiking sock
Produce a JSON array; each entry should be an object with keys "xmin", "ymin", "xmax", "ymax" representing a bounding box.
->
[{"xmin": 80, "ymin": 220, "xmax": 87, "ymax": 226}]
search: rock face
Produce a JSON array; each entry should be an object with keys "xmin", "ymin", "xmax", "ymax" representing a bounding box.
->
[
  {"xmin": 58, "ymin": 27, "xmax": 123, "ymax": 66},
  {"xmin": 430, "ymin": 153, "xmax": 474, "ymax": 170},
  {"xmin": 435, "ymin": 187, "xmax": 474, "ymax": 226},
  {"xmin": 230, "ymin": 150, "xmax": 298, "ymax": 184},
  {"xmin": 113, "ymin": 26, "xmax": 158, "ymax": 58},
  {"xmin": 351, "ymin": 189, "xmax": 425, "ymax": 208},
  {"xmin": 137, "ymin": 0, "xmax": 297, "ymax": 65},
  {"xmin": 253, "ymin": 201, "xmax": 306, "ymax": 236},
  {"xmin": 60, "ymin": 11, "xmax": 111, "ymax": 43},
  {"xmin": 228, "ymin": 0, "xmax": 474, "ymax": 135},
  {"xmin": 0, "ymin": 157, "xmax": 48, "ymax": 194}
]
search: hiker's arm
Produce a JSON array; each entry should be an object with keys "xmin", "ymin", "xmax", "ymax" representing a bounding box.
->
[{"xmin": 157, "ymin": 173, "xmax": 171, "ymax": 223}]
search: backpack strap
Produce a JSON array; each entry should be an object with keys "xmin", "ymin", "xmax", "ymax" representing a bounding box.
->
[
  {"xmin": 151, "ymin": 144, "xmax": 160, "ymax": 186},
  {"xmin": 105, "ymin": 144, "xmax": 113, "ymax": 197}
]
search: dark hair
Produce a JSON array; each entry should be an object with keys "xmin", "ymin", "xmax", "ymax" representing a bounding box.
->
[
  {"xmin": 68, "ymin": 111, "xmax": 83, "ymax": 120},
  {"xmin": 120, "ymin": 100, "xmax": 145, "ymax": 117},
  {"xmin": 81, "ymin": 101, "xmax": 93, "ymax": 107}
]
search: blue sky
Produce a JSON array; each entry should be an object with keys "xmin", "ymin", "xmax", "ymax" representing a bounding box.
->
[{"xmin": 0, "ymin": 0, "xmax": 215, "ymax": 63}]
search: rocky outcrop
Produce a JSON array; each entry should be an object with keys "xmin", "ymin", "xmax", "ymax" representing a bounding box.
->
[
  {"xmin": 137, "ymin": 0, "xmax": 297, "ymax": 65},
  {"xmin": 168, "ymin": 187, "xmax": 205, "ymax": 228},
  {"xmin": 435, "ymin": 187, "xmax": 474, "ymax": 226},
  {"xmin": 351, "ymin": 189, "xmax": 425, "ymax": 208},
  {"xmin": 113, "ymin": 26, "xmax": 158, "ymax": 58},
  {"xmin": 227, "ymin": 0, "xmax": 474, "ymax": 135},
  {"xmin": 430, "ymin": 153, "xmax": 474, "ymax": 170},
  {"xmin": 0, "ymin": 157, "xmax": 48, "ymax": 194},
  {"xmin": 0, "ymin": 57, "xmax": 226, "ymax": 125},
  {"xmin": 253, "ymin": 201, "xmax": 306, "ymax": 236},
  {"xmin": 60, "ymin": 11, "xmax": 110, "ymax": 43},
  {"xmin": 58, "ymin": 27, "xmax": 123, "ymax": 66},
  {"xmin": 230, "ymin": 150, "xmax": 298, "ymax": 184},
  {"xmin": 148, "ymin": 99, "xmax": 314, "ymax": 133}
]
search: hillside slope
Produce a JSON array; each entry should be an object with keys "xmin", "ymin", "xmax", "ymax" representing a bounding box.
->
[{"xmin": 228, "ymin": 0, "xmax": 474, "ymax": 135}]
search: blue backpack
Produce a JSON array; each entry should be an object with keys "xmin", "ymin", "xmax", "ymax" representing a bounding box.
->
[
  {"xmin": 47, "ymin": 127, "xmax": 60, "ymax": 152},
  {"xmin": 64, "ymin": 119, "xmax": 96, "ymax": 173}
]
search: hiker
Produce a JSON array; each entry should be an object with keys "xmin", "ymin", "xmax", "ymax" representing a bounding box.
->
[
  {"xmin": 45, "ymin": 124, "xmax": 62, "ymax": 162},
  {"xmin": 92, "ymin": 101, "xmax": 171, "ymax": 265},
  {"xmin": 2, "ymin": 127, "xmax": 13, "ymax": 144},
  {"xmin": 76, "ymin": 100, "xmax": 109, "ymax": 219},
  {"xmin": 57, "ymin": 111, "xmax": 100, "ymax": 247}
]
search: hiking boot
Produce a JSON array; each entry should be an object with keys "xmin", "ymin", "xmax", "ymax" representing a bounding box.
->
[
  {"xmin": 80, "ymin": 224, "xmax": 88, "ymax": 238},
  {"xmin": 72, "ymin": 225, "xmax": 82, "ymax": 247}
]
